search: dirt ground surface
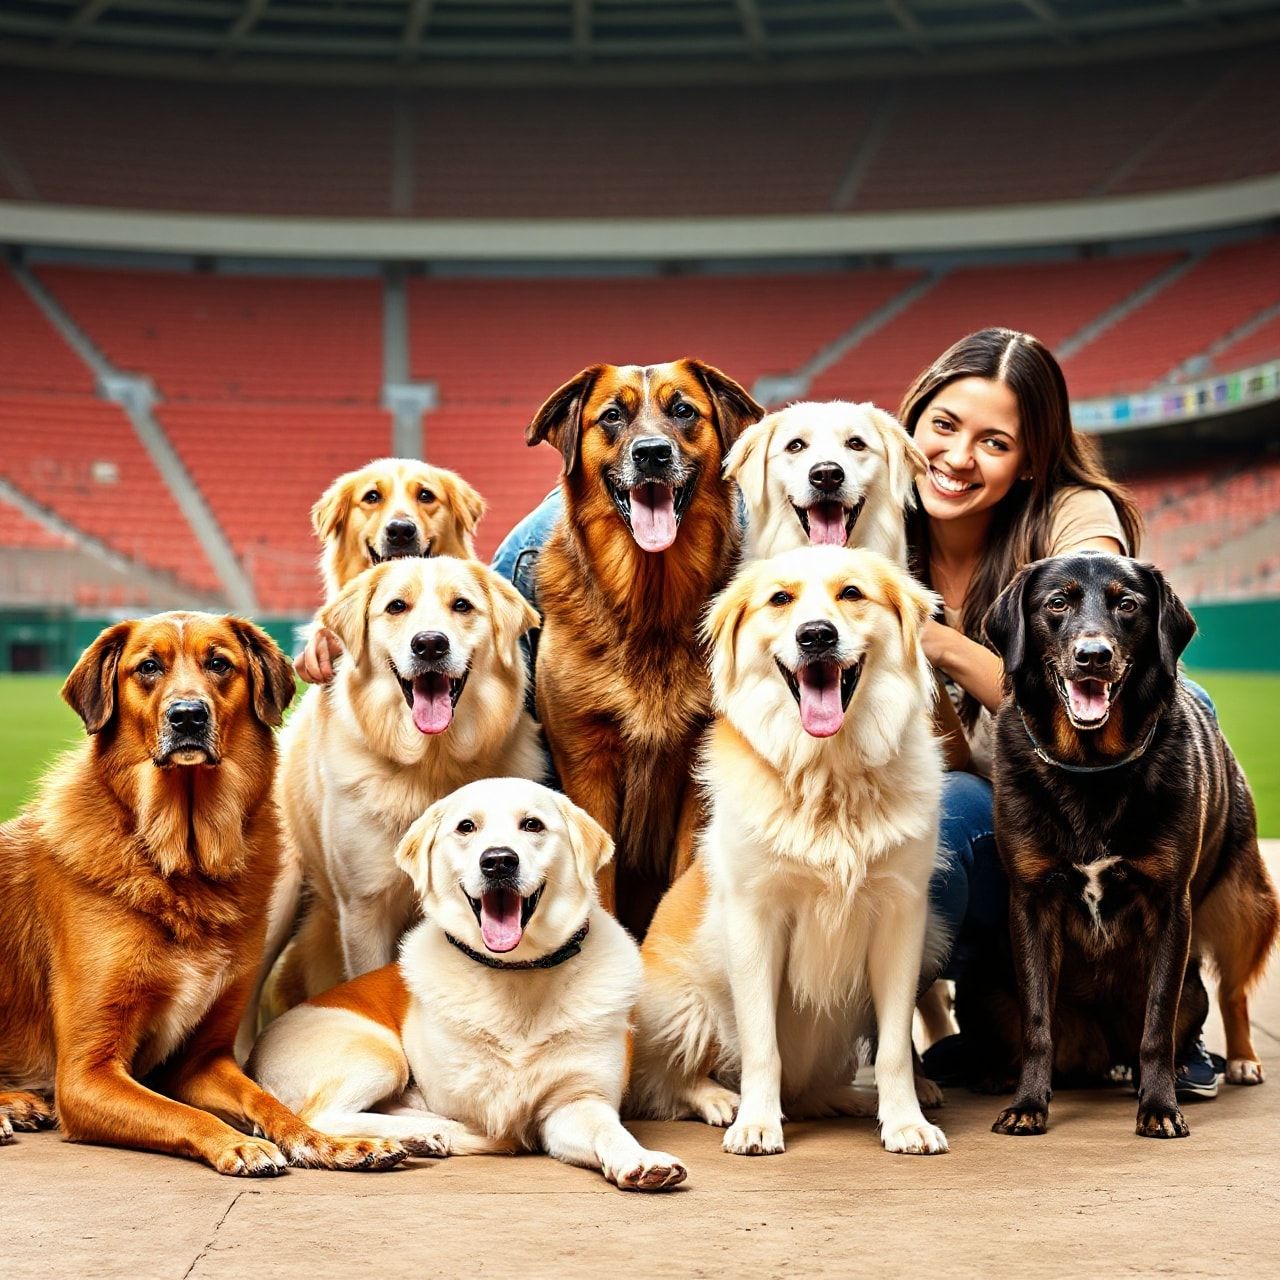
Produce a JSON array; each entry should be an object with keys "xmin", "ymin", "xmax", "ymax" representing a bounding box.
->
[{"xmin": 5, "ymin": 845, "xmax": 1279, "ymax": 1280}]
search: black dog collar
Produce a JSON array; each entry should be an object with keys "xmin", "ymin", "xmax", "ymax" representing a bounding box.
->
[
  {"xmin": 444, "ymin": 920, "xmax": 590, "ymax": 971},
  {"xmin": 1019, "ymin": 709, "xmax": 1159, "ymax": 774}
]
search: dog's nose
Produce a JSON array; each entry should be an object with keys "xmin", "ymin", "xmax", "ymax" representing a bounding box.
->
[
  {"xmin": 809, "ymin": 462, "xmax": 845, "ymax": 493},
  {"xmin": 411, "ymin": 631, "xmax": 450, "ymax": 660},
  {"xmin": 632, "ymin": 436, "xmax": 674, "ymax": 474},
  {"xmin": 1073, "ymin": 637, "xmax": 1114, "ymax": 671},
  {"xmin": 480, "ymin": 847, "xmax": 520, "ymax": 878},
  {"xmin": 796, "ymin": 620, "xmax": 839, "ymax": 654},
  {"xmin": 383, "ymin": 519, "xmax": 419, "ymax": 550},
  {"xmin": 166, "ymin": 700, "xmax": 210, "ymax": 733}
]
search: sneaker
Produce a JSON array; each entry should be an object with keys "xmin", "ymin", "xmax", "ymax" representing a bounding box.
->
[{"xmin": 1176, "ymin": 1037, "xmax": 1222, "ymax": 1100}]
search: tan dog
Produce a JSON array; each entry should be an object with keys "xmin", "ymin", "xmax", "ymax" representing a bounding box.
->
[
  {"xmin": 299, "ymin": 457, "xmax": 485, "ymax": 683},
  {"xmin": 0, "ymin": 614, "xmax": 404, "ymax": 1175},
  {"xmin": 629, "ymin": 548, "xmax": 949, "ymax": 1157},
  {"xmin": 249, "ymin": 778, "xmax": 687, "ymax": 1191},
  {"xmin": 254, "ymin": 558, "xmax": 545, "ymax": 1033}
]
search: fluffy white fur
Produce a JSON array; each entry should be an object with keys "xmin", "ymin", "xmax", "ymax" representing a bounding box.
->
[
  {"xmin": 724, "ymin": 401, "xmax": 927, "ymax": 566},
  {"xmin": 628, "ymin": 546, "xmax": 948, "ymax": 1156},
  {"xmin": 248, "ymin": 778, "xmax": 687, "ymax": 1191}
]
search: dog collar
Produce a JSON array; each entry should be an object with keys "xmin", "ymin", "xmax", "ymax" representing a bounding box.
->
[
  {"xmin": 1018, "ymin": 709, "xmax": 1159, "ymax": 774},
  {"xmin": 444, "ymin": 920, "xmax": 590, "ymax": 971}
]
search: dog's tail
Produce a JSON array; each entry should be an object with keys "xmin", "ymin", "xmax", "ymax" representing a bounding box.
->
[{"xmin": 447, "ymin": 1127, "xmax": 522, "ymax": 1157}]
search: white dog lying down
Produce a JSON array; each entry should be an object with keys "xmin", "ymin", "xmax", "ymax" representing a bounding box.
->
[
  {"xmin": 724, "ymin": 401, "xmax": 927, "ymax": 566},
  {"xmin": 248, "ymin": 777, "xmax": 687, "ymax": 1191},
  {"xmin": 627, "ymin": 547, "xmax": 948, "ymax": 1156}
]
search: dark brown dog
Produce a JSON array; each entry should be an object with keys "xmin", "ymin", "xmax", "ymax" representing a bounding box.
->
[
  {"xmin": 977, "ymin": 552, "xmax": 1277, "ymax": 1139},
  {"xmin": 0, "ymin": 613, "xmax": 406, "ymax": 1174},
  {"xmin": 526, "ymin": 360, "xmax": 762, "ymax": 938}
]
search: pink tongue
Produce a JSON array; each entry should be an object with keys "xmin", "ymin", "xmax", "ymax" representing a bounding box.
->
[
  {"xmin": 480, "ymin": 889, "xmax": 523, "ymax": 953},
  {"xmin": 807, "ymin": 501, "xmax": 847, "ymax": 547},
  {"xmin": 629, "ymin": 483, "xmax": 678, "ymax": 552},
  {"xmin": 411, "ymin": 674, "xmax": 453, "ymax": 734},
  {"xmin": 798, "ymin": 664, "xmax": 845, "ymax": 737},
  {"xmin": 1067, "ymin": 678, "xmax": 1110, "ymax": 723}
]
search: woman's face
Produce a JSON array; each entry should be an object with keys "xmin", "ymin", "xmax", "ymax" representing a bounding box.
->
[{"xmin": 914, "ymin": 376, "xmax": 1029, "ymax": 525}]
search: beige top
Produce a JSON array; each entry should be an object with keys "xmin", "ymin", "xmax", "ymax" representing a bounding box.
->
[{"xmin": 941, "ymin": 486, "xmax": 1130, "ymax": 777}]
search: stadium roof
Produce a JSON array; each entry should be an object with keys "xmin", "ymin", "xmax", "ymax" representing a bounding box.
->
[{"xmin": 3, "ymin": 0, "xmax": 1280, "ymax": 85}]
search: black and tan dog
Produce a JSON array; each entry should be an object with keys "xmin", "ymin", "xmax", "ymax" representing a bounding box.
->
[{"xmin": 976, "ymin": 551, "xmax": 1277, "ymax": 1139}]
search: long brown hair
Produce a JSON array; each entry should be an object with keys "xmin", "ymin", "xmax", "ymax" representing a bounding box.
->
[{"xmin": 900, "ymin": 327, "xmax": 1143, "ymax": 723}]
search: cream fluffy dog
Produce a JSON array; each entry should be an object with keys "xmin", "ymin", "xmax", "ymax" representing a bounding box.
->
[
  {"xmin": 249, "ymin": 557, "xmax": 544, "ymax": 1039},
  {"xmin": 248, "ymin": 778, "xmax": 687, "ymax": 1191},
  {"xmin": 628, "ymin": 546, "xmax": 948, "ymax": 1156},
  {"xmin": 724, "ymin": 402, "xmax": 927, "ymax": 566}
]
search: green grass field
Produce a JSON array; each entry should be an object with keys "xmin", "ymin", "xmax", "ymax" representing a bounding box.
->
[{"xmin": 1, "ymin": 670, "xmax": 1277, "ymax": 836}]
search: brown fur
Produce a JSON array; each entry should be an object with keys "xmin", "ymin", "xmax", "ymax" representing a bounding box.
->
[
  {"xmin": 526, "ymin": 360, "xmax": 762, "ymax": 938},
  {"xmin": 0, "ymin": 614, "xmax": 406, "ymax": 1174}
]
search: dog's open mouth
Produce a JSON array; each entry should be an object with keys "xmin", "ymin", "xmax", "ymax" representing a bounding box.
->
[
  {"xmin": 397, "ymin": 668, "xmax": 468, "ymax": 735},
  {"xmin": 776, "ymin": 657, "xmax": 862, "ymax": 738},
  {"xmin": 610, "ymin": 476, "xmax": 696, "ymax": 553},
  {"xmin": 465, "ymin": 883, "xmax": 544, "ymax": 954},
  {"xmin": 1052, "ymin": 667, "xmax": 1126, "ymax": 730},
  {"xmin": 367, "ymin": 538, "xmax": 434, "ymax": 566},
  {"xmin": 793, "ymin": 497, "xmax": 865, "ymax": 547}
]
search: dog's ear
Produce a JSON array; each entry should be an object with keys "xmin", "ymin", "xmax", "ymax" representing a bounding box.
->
[
  {"xmin": 555, "ymin": 793, "xmax": 615, "ymax": 888},
  {"xmin": 703, "ymin": 569, "xmax": 755, "ymax": 703},
  {"xmin": 480, "ymin": 566, "xmax": 540, "ymax": 671},
  {"xmin": 435, "ymin": 468, "xmax": 487, "ymax": 551},
  {"xmin": 312, "ymin": 468, "xmax": 357, "ymax": 541},
  {"xmin": 1138, "ymin": 561, "xmax": 1197, "ymax": 676},
  {"xmin": 230, "ymin": 619, "xmax": 296, "ymax": 727},
  {"xmin": 62, "ymin": 620, "xmax": 132, "ymax": 734},
  {"xmin": 690, "ymin": 360, "xmax": 765, "ymax": 452},
  {"xmin": 866, "ymin": 405, "xmax": 929, "ymax": 511},
  {"xmin": 394, "ymin": 801, "xmax": 446, "ymax": 902},
  {"xmin": 320, "ymin": 567, "xmax": 379, "ymax": 666},
  {"xmin": 722, "ymin": 413, "xmax": 774, "ymax": 512},
  {"xmin": 527, "ymin": 366, "xmax": 602, "ymax": 477},
  {"xmin": 983, "ymin": 562, "xmax": 1039, "ymax": 680},
  {"xmin": 877, "ymin": 561, "xmax": 939, "ymax": 666}
]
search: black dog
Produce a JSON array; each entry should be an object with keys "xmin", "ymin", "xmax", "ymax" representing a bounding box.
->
[{"xmin": 977, "ymin": 551, "xmax": 1277, "ymax": 1139}]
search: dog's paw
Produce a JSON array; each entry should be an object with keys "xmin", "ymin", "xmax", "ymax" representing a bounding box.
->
[
  {"xmin": 790, "ymin": 1085, "xmax": 878, "ymax": 1120},
  {"xmin": 0, "ymin": 1091, "xmax": 56, "ymax": 1141},
  {"xmin": 276, "ymin": 1131, "xmax": 408, "ymax": 1171},
  {"xmin": 1136, "ymin": 1101, "xmax": 1189, "ymax": 1139},
  {"xmin": 914, "ymin": 1076, "xmax": 945, "ymax": 1110},
  {"xmin": 992, "ymin": 1103, "xmax": 1048, "ymax": 1136},
  {"xmin": 686, "ymin": 1080, "xmax": 740, "ymax": 1128},
  {"xmin": 723, "ymin": 1113, "xmax": 785, "ymax": 1156},
  {"xmin": 399, "ymin": 1127, "xmax": 453, "ymax": 1158},
  {"xmin": 607, "ymin": 1150, "xmax": 688, "ymax": 1192},
  {"xmin": 881, "ymin": 1119, "xmax": 948, "ymax": 1155},
  {"xmin": 209, "ymin": 1136, "xmax": 288, "ymax": 1178},
  {"xmin": 1226, "ymin": 1058, "xmax": 1265, "ymax": 1086}
]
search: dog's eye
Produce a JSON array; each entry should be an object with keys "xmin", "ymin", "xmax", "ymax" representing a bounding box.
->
[
  {"xmin": 207, "ymin": 655, "xmax": 232, "ymax": 674},
  {"xmin": 846, "ymin": 436, "xmax": 866, "ymax": 452},
  {"xmin": 671, "ymin": 401, "xmax": 695, "ymax": 420},
  {"xmin": 785, "ymin": 438, "xmax": 806, "ymax": 454},
  {"xmin": 1116, "ymin": 596, "xmax": 1138, "ymax": 614},
  {"xmin": 769, "ymin": 590, "xmax": 793, "ymax": 607},
  {"xmin": 362, "ymin": 489, "xmax": 381, "ymax": 504},
  {"xmin": 456, "ymin": 818, "xmax": 476, "ymax": 834},
  {"xmin": 1046, "ymin": 595, "xmax": 1068, "ymax": 613},
  {"xmin": 600, "ymin": 407, "xmax": 623, "ymax": 426},
  {"xmin": 520, "ymin": 816, "xmax": 544, "ymax": 833},
  {"xmin": 839, "ymin": 585, "xmax": 863, "ymax": 602},
  {"xmin": 418, "ymin": 488, "xmax": 436, "ymax": 504},
  {"xmin": 137, "ymin": 658, "xmax": 163, "ymax": 677},
  {"xmin": 452, "ymin": 598, "xmax": 473, "ymax": 614},
  {"xmin": 386, "ymin": 598, "xmax": 408, "ymax": 614}
]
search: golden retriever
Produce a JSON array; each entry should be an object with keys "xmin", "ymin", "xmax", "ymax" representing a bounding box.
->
[
  {"xmin": 628, "ymin": 547, "xmax": 949, "ymax": 1156},
  {"xmin": 0, "ymin": 614, "xmax": 404, "ymax": 1175},
  {"xmin": 248, "ymin": 777, "xmax": 686, "ymax": 1190}
]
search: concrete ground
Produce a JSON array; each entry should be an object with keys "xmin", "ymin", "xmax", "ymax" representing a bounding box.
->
[{"xmin": 5, "ymin": 848, "xmax": 1280, "ymax": 1280}]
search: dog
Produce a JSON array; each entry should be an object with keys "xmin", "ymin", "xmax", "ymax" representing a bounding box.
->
[
  {"xmin": 255, "ymin": 557, "xmax": 545, "ymax": 1030},
  {"xmin": 298, "ymin": 458, "xmax": 486, "ymax": 684},
  {"xmin": 248, "ymin": 777, "xmax": 687, "ymax": 1191},
  {"xmin": 724, "ymin": 401, "xmax": 928, "ymax": 566},
  {"xmin": 525, "ymin": 359, "xmax": 763, "ymax": 937},
  {"xmin": 628, "ymin": 547, "xmax": 950, "ymax": 1156},
  {"xmin": 0, "ymin": 614, "xmax": 405, "ymax": 1175},
  {"xmin": 975, "ymin": 551, "xmax": 1278, "ymax": 1139}
]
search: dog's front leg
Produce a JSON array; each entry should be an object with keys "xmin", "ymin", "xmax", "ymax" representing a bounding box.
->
[
  {"xmin": 993, "ymin": 885, "xmax": 1062, "ymax": 1136},
  {"xmin": 869, "ymin": 885, "xmax": 948, "ymax": 1155},
  {"xmin": 335, "ymin": 891, "xmax": 405, "ymax": 980},
  {"xmin": 721, "ymin": 896, "xmax": 786, "ymax": 1155},
  {"xmin": 1135, "ymin": 889, "xmax": 1192, "ymax": 1139},
  {"xmin": 542, "ymin": 1097, "xmax": 686, "ymax": 1191}
]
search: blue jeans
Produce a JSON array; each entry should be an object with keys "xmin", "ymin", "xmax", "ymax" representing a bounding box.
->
[{"xmin": 490, "ymin": 489, "xmax": 562, "ymax": 584}]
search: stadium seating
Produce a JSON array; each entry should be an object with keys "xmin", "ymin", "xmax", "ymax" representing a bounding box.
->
[
  {"xmin": 0, "ymin": 264, "xmax": 94, "ymax": 394},
  {"xmin": 0, "ymin": 495, "xmax": 73, "ymax": 551}
]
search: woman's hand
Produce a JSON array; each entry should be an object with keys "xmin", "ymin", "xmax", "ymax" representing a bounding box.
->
[
  {"xmin": 295, "ymin": 625, "xmax": 344, "ymax": 684},
  {"xmin": 922, "ymin": 617, "xmax": 1006, "ymax": 714}
]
